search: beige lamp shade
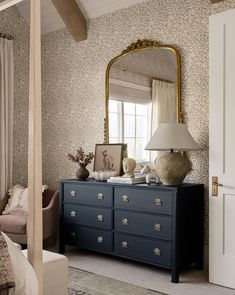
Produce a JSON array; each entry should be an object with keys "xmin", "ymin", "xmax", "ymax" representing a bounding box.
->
[{"xmin": 145, "ymin": 123, "xmax": 199, "ymax": 151}]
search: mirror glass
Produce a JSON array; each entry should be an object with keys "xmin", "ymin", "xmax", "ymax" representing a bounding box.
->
[{"xmin": 106, "ymin": 43, "xmax": 180, "ymax": 164}]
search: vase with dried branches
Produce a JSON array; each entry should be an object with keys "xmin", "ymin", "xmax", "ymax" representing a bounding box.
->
[{"xmin": 68, "ymin": 148, "xmax": 95, "ymax": 180}]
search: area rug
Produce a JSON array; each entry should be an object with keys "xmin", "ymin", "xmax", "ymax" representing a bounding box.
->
[{"xmin": 68, "ymin": 267, "xmax": 167, "ymax": 295}]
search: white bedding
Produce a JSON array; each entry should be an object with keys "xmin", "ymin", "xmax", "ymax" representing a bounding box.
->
[{"xmin": 2, "ymin": 233, "xmax": 39, "ymax": 295}]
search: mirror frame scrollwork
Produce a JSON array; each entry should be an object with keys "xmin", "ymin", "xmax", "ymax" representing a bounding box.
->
[{"xmin": 104, "ymin": 39, "xmax": 182, "ymax": 143}]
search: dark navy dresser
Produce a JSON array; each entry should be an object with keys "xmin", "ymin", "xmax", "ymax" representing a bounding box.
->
[{"xmin": 59, "ymin": 179, "xmax": 204, "ymax": 283}]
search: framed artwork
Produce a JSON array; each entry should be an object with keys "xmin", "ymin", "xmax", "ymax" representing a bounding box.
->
[{"xmin": 94, "ymin": 144, "xmax": 127, "ymax": 176}]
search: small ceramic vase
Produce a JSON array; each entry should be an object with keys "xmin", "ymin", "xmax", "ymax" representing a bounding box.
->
[{"xmin": 76, "ymin": 163, "xmax": 89, "ymax": 180}]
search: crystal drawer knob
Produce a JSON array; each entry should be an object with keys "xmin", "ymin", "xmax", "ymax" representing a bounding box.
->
[
  {"xmin": 154, "ymin": 198, "xmax": 162, "ymax": 206},
  {"xmin": 154, "ymin": 223, "xmax": 162, "ymax": 231},
  {"xmin": 122, "ymin": 195, "xmax": 129, "ymax": 203},
  {"xmin": 70, "ymin": 232, "xmax": 76, "ymax": 237},
  {"xmin": 97, "ymin": 236, "xmax": 104, "ymax": 244},
  {"xmin": 121, "ymin": 218, "xmax": 129, "ymax": 226},
  {"xmin": 154, "ymin": 248, "xmax": 161, "ymax": 256},
  {"xmin": 97, "ymin": 214, "xmax": 104, "ymax": 222},
  {"xmin": 97, "ymin": 193, "xmax": 104, "ymax": 200},
  {"xmin": 70, "ymin": 190, "xmax": 76, "ymax": 197},
  {"xmin": 70, "ymin": 210, "xmax": 76, "ymax": 217},
  {"xmin": 122, "ymin": 241, "xmax": 129, "ymax": 249}
]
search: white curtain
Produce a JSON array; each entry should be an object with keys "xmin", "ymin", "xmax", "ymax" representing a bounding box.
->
[
  {"xmin": 151, "ymin": 79, "xmax": 177, "ymax": 134},
  {"xmin": 0, "ymin": 37, "xmax": 14, "ymax": 198},
  {"xmin": 150, "ymin": 79, "xmax": 177, "ymax": 163}
]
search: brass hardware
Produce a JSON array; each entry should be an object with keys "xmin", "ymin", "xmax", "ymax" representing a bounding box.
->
[
  {"xmin": 70, "ymin": 210, "xmax": 76, "ymax": 217},
  {"xmin": 212, "ymin": 176, "xmax": 223, "ymax": 197},
  {"xmin": 70, "ymin": 190, "xmax": 76, "ymax": 197},
  {"xmin": 154, "ymin": 248, "xmax": 161, "ymax": 256},
  {"xmin": 121, "ymin": 39, "xmax": 161, "ymax": 54},
  {"xmin": 97, "ymin": 236, "xmax": 104, "ymax": 243},
  {"xmin": 154, "ymin": 198, "xmax": 162, "ymax": 206},
  {"xmin": 104, "ymin": 39, "xmax": 182, "ymax": 143},
  {"xmin": 154, "ymin": 223, "xmax": 162, "ymax": 231},
  {"xmin": 97, "ymin": 214, "xmax": 104, "ymax": 222},
  {"xmin": 121, "ymin": 218, "xmax": 129, "ymax": 225},
  {"xmin": 97, "ymin": 193, "xmax": 104, "ymax": 200},
  {"xmin": 122, "ymin": 241, "xmax": 129, "ymax": 249},
  {"xmin": 70, "ymin": 232, "xmax": 76, "ymax": 237},
  {"xmin": 121, "ymin": 195, "xmax": 129, "ymax": 203}
]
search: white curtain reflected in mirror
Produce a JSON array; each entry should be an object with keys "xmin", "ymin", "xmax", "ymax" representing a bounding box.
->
[
  {"xmin": 150, "ymin": 80, "xmax": 177, "ymax": 163},
  {"xmin": 109, "ymin": 99, "xmax": 151, "ymax": 162},
  {"xmin": 151, "ymin": 79, "xmax": 176, "ymax": 134}
]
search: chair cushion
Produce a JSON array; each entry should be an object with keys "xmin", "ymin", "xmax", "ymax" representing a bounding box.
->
[{"xmin": 0, "ymin": 215, "xmax": 27, "ymax": 234}]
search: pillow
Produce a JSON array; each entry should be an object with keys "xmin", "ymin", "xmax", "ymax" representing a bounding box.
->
[
  {"xmin": 4, "ymin": 184, "xmax": 25, "ymax": 211},
  {"xmin": 3, "ymin": 184, "xmax": 48, "ymax": 216},
  {"xmin": 2, "ymin": 232, "xmax": 39, "ymax": 295}
]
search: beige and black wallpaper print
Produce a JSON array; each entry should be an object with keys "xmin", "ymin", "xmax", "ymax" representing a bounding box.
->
[
  {"xmin": 2, "ymin": 0, "xmax": 235, "ymax": 251},
  {"xmin": 41, "ymin": 0, "xmax": 235, "ymax": 247}
]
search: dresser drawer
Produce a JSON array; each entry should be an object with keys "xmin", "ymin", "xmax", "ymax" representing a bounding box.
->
[
  {"xmin": 114, "ymin": 187, "xmax": 172, "ymax": 215},
  {"xmin": 114, "ymin": 233, "xmax": 171, "ymax": 267},
  {"xmin": 64, "ymin": 204, "xmax": 113, "ymax": 229},
  {"xmin": 64, "ymin": 183, "xmax": 113, "ymax": 207},
  {"xmin": 114, "ymin": 210, "xmax": 172, "ymax": 240},
  {"xmin": 65, "ymin": 224, "xmax": 113, "ymax": 253}
]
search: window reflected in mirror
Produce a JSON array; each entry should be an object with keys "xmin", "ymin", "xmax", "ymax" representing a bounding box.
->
[{"xmin": 109, "ymin": 99, "xmax": 151, "ymax": 162}]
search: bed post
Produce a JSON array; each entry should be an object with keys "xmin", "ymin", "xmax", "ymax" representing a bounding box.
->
[
  {"xmin": 27, "ymin": 0, "xmax": 43, "ymax": 294},
  {"xmin": 0, "ymin": 0, "xmax": 43, "ymax": 293}
]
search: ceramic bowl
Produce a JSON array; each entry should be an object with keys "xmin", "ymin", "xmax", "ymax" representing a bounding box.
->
[{"xmin": 91, "ymin": 170, "xmax": 117, "ymax": 182}]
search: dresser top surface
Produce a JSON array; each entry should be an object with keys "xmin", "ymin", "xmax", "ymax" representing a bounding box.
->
[{"xmin": 60, "ymin": 178, "xmax": 203, "ymax": 190}]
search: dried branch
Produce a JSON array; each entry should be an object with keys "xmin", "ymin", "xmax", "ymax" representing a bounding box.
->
[{"xmin": 68, "ymin": 147, "xmax": 94, "ymax": 167}]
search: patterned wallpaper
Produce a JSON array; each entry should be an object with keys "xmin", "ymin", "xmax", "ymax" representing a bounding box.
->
[
  {"xmin": 40, "ymin": 0, "xmax": 235, "ymax": 248},
  {"xmin": 0, "ymin": 7, "xmax": 29, "ymax": 187},
  {"xmin": 2, "ymin": 0, "xmax": 235, "ymax": 248}
]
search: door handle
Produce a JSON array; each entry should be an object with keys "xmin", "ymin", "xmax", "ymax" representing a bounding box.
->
[{"xmin": 212, "ymin": 176, "xmax": 223, "ymax": 197}]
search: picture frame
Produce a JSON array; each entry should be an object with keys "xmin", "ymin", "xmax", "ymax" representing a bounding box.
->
[{"xmin": 94, "ymin": 143, "xmax": 127, "ymax": 176}]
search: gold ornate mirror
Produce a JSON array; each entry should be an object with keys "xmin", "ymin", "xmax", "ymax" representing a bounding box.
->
[{"xmin": 104, "ymin": 39, "xmax": 182, "ymax": 163}]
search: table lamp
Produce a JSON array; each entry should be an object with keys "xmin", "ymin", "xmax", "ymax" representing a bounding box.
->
[{"xmin": 145, "ymin": 123, "xmax": 199, "ymax": 185}]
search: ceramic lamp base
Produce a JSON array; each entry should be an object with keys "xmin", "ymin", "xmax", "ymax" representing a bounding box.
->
[{"xmin": 155, "ymin": 152, "xmax": 191, "ymax": 186}]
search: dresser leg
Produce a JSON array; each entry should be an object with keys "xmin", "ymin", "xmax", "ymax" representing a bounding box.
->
[
  {"xmin": 195, "ymin": 240, "xmax": 203, "ymax": 270},
  {"xmin": 59, "ymin": 241, "xmax": 65, "ymax": 254},
  {"xmin": 196, "ymin": 258, "xmax": 203, "ymax": 270},
  {"xmin": 171, "ymin": 268, "xmax": 179, "ymax": 283}
]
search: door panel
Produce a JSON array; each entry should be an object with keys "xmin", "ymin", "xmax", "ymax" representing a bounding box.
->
[
  {"xmin": 223, "ymin": 194, "xmax": 235, "ymax": 256},
  {"xmin": 209, "ymin": 8, "xmax": 235, "ymax": 289}
]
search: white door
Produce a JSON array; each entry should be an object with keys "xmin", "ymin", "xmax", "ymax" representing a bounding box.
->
[{"xmin": 209, "ymin": 8, "xmax": 235, "ymax": 289}]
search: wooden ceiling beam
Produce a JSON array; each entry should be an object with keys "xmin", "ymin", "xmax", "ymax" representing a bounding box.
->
[{"xmin": 51, "ymin": 0, "xmax": 87, "ymax": 42}]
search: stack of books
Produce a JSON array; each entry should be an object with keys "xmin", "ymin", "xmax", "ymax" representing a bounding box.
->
[{"xmin": 107, "ymin": 176, "xmax": 145, "ymax": 184}]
